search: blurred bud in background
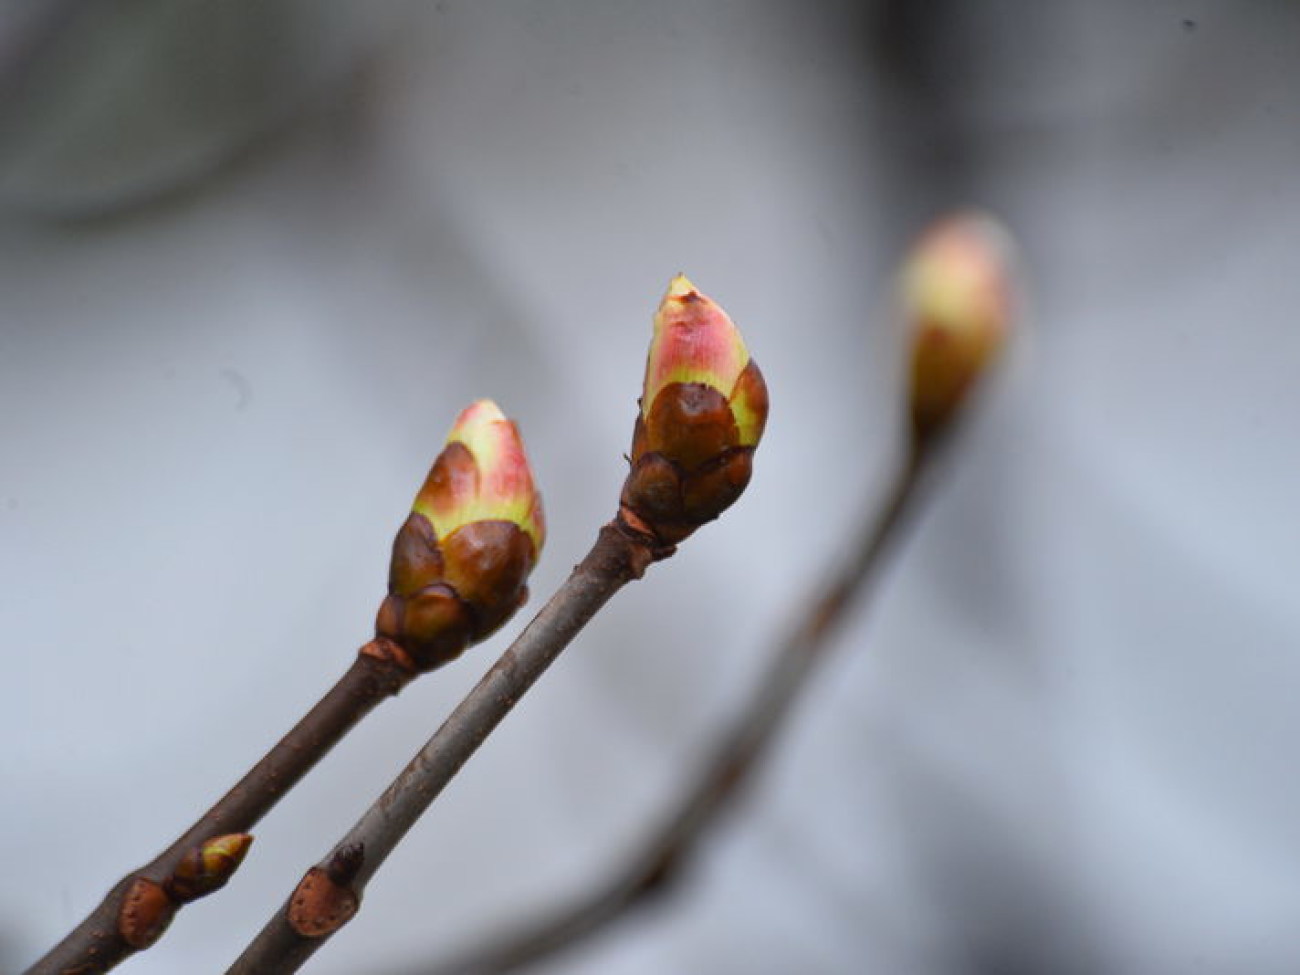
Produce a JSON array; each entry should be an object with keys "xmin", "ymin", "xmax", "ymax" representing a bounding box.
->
[{"xmin": 902, "ymin": 211, "xmax": 1018, "ymax": 440}]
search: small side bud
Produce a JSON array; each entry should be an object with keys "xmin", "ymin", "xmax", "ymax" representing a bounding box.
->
[
  {"xmin": 287, "ymin": 866, "xmax": 360, "ymax": 939},
  {"xmin": 377, "ymin": 400, "xmax": 545, "ymax": 671},
  {"xmin": 167, "ymin": 833, "xmax": 254, "ymax": 903},
  {"xmin": 621, "ymin": 275, "xmax": 768, "ymax": 546},
  {"xmin": 118, "ymin": 877, "xmax": 175, "ymax": 950},
  {"xmin": 902, "ymin": 211, "xmax": 1017, "ymax": 439},
  {"xmin": 288, "ymin": 847, "xmax": 363, "ymax": 939}
]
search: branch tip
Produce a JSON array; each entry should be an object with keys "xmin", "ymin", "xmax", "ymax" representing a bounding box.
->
[
  {"xmin": 380, "ymin": 401, "xmax": 545, "ymax": 672},
  {"xmin": 623, "ymin": 276, "xmax": 768, "ymax": 545}
]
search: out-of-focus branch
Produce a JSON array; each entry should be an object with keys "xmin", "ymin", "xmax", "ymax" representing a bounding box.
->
[
  {"xmin": 411, "ymin": 438, "xmax": 933, "ymax": 975},
  {"xmin": 400, "ymin": 213, "xmax": 1020, "ymax": 975},
  {"xmin": 224, "ymin": 274, "xmax": 770, "ymax": 975}
]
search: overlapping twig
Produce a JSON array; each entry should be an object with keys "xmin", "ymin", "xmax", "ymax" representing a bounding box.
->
[
  {"xmin": 225, "ymin": 520, "xmax": 669, "ymax": 974},
  {"xmin": 26, "ymin": 400, "xmax": 546, "ymax": 975},
  {"xmin": 392, "ymin": 208, "xmax": 1016, "ymax": 975},
  {"xmin": 407, "ymin": 438, "xmax": 935, "ymax": 975}
]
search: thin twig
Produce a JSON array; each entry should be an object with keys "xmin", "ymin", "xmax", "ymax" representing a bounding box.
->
[
  {"xmin": 225, "ymin": 519, "xmax": 667, "ymax": 975},
  {"xmin": 410, "ymin": 438, "xmax": 934, "ymax": 975},
  {"xmin": 27, "ymin": 398, "xmax": 547, "ymax": 974},
  {"xmin": 25, "ymin": 641, "xmax": 417, "ymax": 975}
]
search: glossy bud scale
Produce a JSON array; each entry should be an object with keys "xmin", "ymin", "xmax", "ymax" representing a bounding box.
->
[
  {"xmin": 376, "ymin": 400, "xmax": 544, "ymax": 671},
  {"xmin": 620, "ymin": 275, "xmax": 768, "ymax": 545}
]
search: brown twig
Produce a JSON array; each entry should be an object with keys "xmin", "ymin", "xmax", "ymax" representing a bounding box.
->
[
  {"xmin": 408, "ymin": 438, "xmax": 934, "ymax": 975},
  {"xmin": 24, "ymin": 639, "xmax": 418, "ymax": 975},
  {"xmin": 26, "ymin": 398, "xmax": 548, "ymax": 975},
  {"xmin": 224, "ymin": 519, "xmax": 668, "ymax": 975}
]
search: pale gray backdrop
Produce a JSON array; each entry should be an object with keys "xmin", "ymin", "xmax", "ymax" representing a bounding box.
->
[{"xmin": 3, "ymin": 2, "xmax": 1299, "ymax": 973}]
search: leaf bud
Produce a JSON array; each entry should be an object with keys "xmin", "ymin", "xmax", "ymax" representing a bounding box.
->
[
  {"xmin": 376, "ymin": 400, "xmax": 544, "ymax": 671},
  {"xmin": 620, "ymin": 275, "xmax": 768, "ymax": 545},
  {"xmin": 167, "ymin": 833, "xmax": 254, "ymax": 902},
  {"xmin": 903, "ymin": 211, "xmax": 1017, "ymax": 439}
]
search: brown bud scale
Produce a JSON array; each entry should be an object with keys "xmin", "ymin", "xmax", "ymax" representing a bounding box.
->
[
  {"xmin": 418, "ymin": 441, "xmax": 479, "ymax": 516},
  {"xmin": 644, "ymin": 382, "xmax": 738, "ymax": 471},
  {"xmin": 375, "ymin": 585, "xmax": 474, "ymax": 673},
  {"xmin": 117, "ymin": 878, "xmax": 175, "ymax": 950},
  {"xmin": 388, "ymin": 513, "xmax": 444, "ymax": 597},
  {"xmin": 288, "ymin": 867, "xmax": 359, "ymax": 938},
  {"xmin": 681, "ymin": 449, "xmax": 752, "ymax": 522},
  {"xmin": 359, "ymin": 635, "xmax": 417, "ymax": 672},
  {"xmin": 620, "ymin": 377, "xmax": 761, "ymax": 544},
  {"xmin": 621, "ymin": 444, "xmax": 756, "ymax": 546},
  {"xmin": 440, "ymin": 521, "xmax": 536, "ymax": 638}
]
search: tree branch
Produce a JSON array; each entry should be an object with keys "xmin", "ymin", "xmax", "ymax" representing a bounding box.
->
[
  {"xmin": 25, "ymin": 398, "xmax": 549, "ymax": 975},
  {"xmin": 408, "ymin": 438, "xmax": 933, "ymax": 975},
  {"xmin": 25, "ymin": 641, "xmax": 418, "ymax": 975},
  {"xmin": 224, "ymin": 518, "xmax": 668, "ymax": 975}
]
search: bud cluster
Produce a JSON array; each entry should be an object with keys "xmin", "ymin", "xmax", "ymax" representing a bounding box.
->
[
  {"xmin": 376, "ymin": 400, "xmax": 545, "ymax": 672},
  {"xmin": 620, "ymin": 275, "xmax": 768, "ymax": 546}
]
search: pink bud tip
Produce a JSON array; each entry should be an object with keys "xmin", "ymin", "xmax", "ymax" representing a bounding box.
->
[
  {"xmin": 414, "ymin": 399, "xmax": 545, "ymax": 555},
  {"xmin": 643, "ymin": 275, "xmax": 756, "ymax": 439}
]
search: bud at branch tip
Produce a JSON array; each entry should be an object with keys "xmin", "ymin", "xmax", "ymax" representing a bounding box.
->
[
  {"xmin": 621, "ymin": 274, "xmax": 768, "ymax": 545},
  {"xmin": 377, "ymin": 399, "xmax": 544, "ymax": 671},
  {"xmin": 903, "ymin": 210, "xmax": 1019, "ymax": 439}
]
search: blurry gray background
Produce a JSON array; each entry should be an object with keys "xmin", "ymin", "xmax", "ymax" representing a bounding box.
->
[{"xmin": 3, "ymin": 2, "xmax": 1300, "ymax": 973}]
